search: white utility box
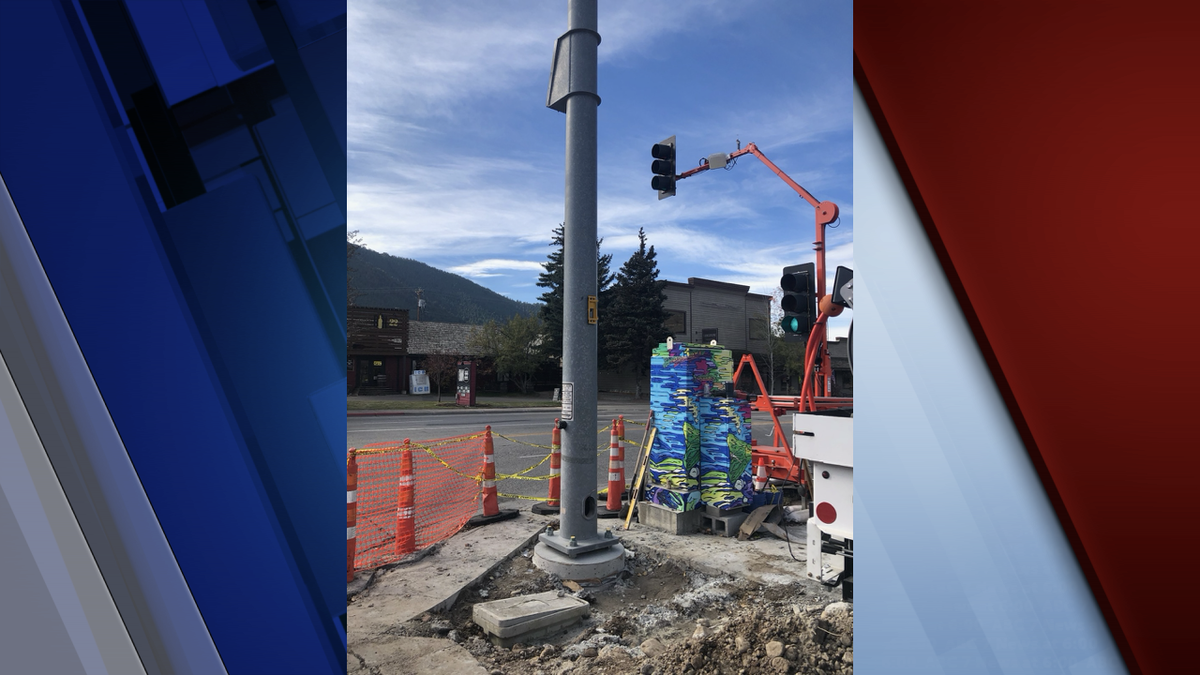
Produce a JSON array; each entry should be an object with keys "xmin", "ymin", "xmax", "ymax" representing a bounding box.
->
[{"xmin": 793, "ymin": 413, "xmax": 853, "ymax": 586}]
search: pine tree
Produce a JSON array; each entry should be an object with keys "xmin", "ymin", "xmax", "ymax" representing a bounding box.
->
[
  {"xmin": 605, "ymin": 228, "xmax": 669, "ymax": 376},
  {"xmin": 536, "ymin": 224, "xmax": 615, "ymax": 365},
  {"xmin": 535, "ymin": 225, "xmax": 565, "ymax": 359}
]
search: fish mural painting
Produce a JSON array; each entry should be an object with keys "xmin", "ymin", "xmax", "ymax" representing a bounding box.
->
[
  {"xmin": 646, "ymin": 341, "xmax": 753, "ymax": 512},
  {"xmin": 698, "ymin": 397, "xmax": 755, "ymax": 509}
]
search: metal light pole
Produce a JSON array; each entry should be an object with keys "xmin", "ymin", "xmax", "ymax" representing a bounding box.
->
[{"xmin": 533, "ymin": 0, "xmax": 624, "ymax": 579}]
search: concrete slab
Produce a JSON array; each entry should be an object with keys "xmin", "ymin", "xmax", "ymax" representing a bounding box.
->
[
  {"xmin": 349, "ymin": 637, "xmax": 488, "ymax": 675},
  {"xmin": 348, "ymin": 504, "xmax": 554, "ymax": 646},
  {"xmin": 473, "ymin": 590, "xmax": 586, "ymax": 630},
  {"xmin": 637, "ymin": 501, "xmax": 702, "ymax": 534},
  {"xmin": 487, "ymin": 616, "xmax": 587, "ymax": 649},
  {"xmin": 472, "ymin": 590, "xmax": 590, "ymax": 638}
]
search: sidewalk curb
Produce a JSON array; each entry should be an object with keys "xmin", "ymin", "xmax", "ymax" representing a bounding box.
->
[
  {"xmin": 427, "ymin": 522, "xmax": 549, "ymax": 615},
  {"xmin": 348, "ymin": 507, "xmax": 555, "ymax": 623},
  {"xmin": 347, "ymin": 404, "xmax": 648, "ymax": 418},
  {"xmin": 347, "ymin": 406, "xmax": 562, "ymax": 417}
]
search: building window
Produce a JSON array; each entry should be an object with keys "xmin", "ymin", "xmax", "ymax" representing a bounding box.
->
[
  {"xmin": 701, "ymin": 328, "xmax": 718, "ymax": 344},
  {"xmin": 665, "ymin": 310, "xmax": 686, "ymax": 335},
  {"xmin": 748, "ymin": 317, "xmax": 768, "ymax": 340}
]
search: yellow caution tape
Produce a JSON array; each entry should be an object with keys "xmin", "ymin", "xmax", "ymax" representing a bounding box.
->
[{"xmin": 497, "ymin": 492, "xmax": 543, "ymax": 501}]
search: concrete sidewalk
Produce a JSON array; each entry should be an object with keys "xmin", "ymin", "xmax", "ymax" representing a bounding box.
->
[{"xmin": 347, "ymin": 504, "xmax": 554, "ymax": 673}]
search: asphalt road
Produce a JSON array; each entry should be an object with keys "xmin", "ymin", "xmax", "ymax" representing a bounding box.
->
[{"xmin": 347, "ymin": 404, "xmax": 795, "ymax": 503}]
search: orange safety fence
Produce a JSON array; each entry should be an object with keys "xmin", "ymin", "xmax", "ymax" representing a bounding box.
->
[{"xmin": 349, "ymin": 432, "xmax": 486, "ymax": 571}]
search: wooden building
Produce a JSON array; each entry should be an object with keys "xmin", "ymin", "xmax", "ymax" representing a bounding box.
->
[{"xmin": 347, "ymin": 306, "xmax": 410, "ymax": 394}]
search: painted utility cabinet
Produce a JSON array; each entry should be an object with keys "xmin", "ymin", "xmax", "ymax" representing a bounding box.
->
[{"xmin": 646, "ymin": 341, "xmax": 753, "ymax": 512}]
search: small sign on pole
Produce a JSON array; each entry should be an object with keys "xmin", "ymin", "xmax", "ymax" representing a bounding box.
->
[{"xmin": 561, "ymin": 382, "xmax": 574, "ymax": 420}]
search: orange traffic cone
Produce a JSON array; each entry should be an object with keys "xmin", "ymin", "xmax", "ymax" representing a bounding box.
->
[
  {"xmin": 481, "ymin": 426, "xmax": 499, "ymax": 516},
  {"xmin": 469, "ymin": 426, "xmax": 518, "ymax": 525},
  {"xmin": 532, "ymin": 420, "xmax": 561, "ymax": 515},
  {"xmin": 347, "ymin": 448, "xmax": 358, "ymax": 581},
  {"xmin": 599, "ymin": 420, "xmax": 623, "ymax": 518},
  {"xmin": 617, "ymin": 416, "xmax": 627, "ymax": 492},
  {"xmin": 753, "ymin": 458, "xmax": 768, "ymax": 492},
  {"xmin": 395, "ymin": 440, "xmax": 416, "ymax": 556}
]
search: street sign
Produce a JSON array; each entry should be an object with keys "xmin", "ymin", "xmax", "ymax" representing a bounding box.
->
[{"xmin": 561, "ymin": 382, "xmax": 574, "ymax": 421}]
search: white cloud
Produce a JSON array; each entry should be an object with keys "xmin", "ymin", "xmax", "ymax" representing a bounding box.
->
[
  {"xmin": 347, "ymin": 0, "xmax": 853, "ymax": 306},
  {"xmin": 448, "ymin": 259, "xmax": 546, "ymax": 277}
]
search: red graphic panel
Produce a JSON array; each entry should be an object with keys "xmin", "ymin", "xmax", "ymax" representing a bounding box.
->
[{"xmin": 856, "ymin": 3, "xmax": 1200, "ymax": 674}]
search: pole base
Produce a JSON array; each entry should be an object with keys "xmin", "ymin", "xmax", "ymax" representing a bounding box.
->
[
  {"xmin": 531, "ymin": 502, "xmax": 560, "ymax": 515},
  {"xmin": 538, "ymin": 529, "xmax": 619, "ymax": 557},
  {"xmin": 467, "ymin": 509, "xmax": 519, "ymax": 527},
  {"xmin": 532, "ymin": 542, "xmax": 626, "ymax": 581}
]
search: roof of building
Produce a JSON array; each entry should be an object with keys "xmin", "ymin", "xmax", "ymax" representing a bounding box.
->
[
  {"xmin": 664, "ymin": 277, "xmax": 772, "ymax": 301},
  {"xmin": 408, "ymin": 320, "xmax": 483, "ymax": 356}
]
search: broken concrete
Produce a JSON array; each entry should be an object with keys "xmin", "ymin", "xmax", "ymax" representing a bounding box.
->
[
  {"xmin": 348, "ymin": 637, "xmax": 488, "ymax": 675},
  {"xmin": 386, "ymin": 540, "xmax": 851, "ymax": 675}
]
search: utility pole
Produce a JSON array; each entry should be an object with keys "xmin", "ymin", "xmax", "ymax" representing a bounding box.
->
[{"xmin": 533, "ymin": 0, "xmax": 624, "ymax": 580}]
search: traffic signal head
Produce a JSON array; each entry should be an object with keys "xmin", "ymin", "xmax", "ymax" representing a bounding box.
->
[
  {"xmin": 780, "ymin": 262, "xmax": 816, "ymax": 343},
  {"xmin": 651, "ymin": 135, "xmax": 676, "ymax": 200},
  {"xmin": 831, "ymin": 266, "xmax": 854, "ymax": 310}
]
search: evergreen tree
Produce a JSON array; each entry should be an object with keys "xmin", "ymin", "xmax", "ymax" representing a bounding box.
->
[
  {"xmin": 605, "ymin": 228, "xmax": 669, "ymax": 376},
  {"xmin": 536, "ymin": 224, "xmax": 615, "ymax": 365}
]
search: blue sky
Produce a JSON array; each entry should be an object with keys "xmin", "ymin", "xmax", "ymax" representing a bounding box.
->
[{"xmin": 348, "ymin": 0, "xmax": 853, "ymax": 337}]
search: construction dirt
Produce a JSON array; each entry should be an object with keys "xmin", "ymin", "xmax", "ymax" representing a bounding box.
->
[{"xmin": 380, "ymin": 539, "xmax": 853, "ymax": 675}]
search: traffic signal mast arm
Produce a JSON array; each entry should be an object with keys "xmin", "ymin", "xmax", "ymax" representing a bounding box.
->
[{"xmin": 676, "ymin": 142, "xmax": 839, "ymax": 298}]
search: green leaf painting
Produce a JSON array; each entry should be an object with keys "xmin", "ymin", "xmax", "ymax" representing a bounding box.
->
[
  {"xmin": 727, "ymin": 434, "xmax": 752, "ymax": 483},
  {"xmin": 684, "ymin": 421, "xmax": 700, "ymax": 471}
]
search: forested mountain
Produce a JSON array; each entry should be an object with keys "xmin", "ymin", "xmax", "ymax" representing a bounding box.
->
[{"xmin": 348, "ymin": 246, "xmax": 538, "ymax": 324}]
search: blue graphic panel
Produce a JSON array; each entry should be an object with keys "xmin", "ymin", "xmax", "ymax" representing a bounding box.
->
[{"xmin": 0, "ymin": 1, "xmax": 346, "ymax": 673}]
